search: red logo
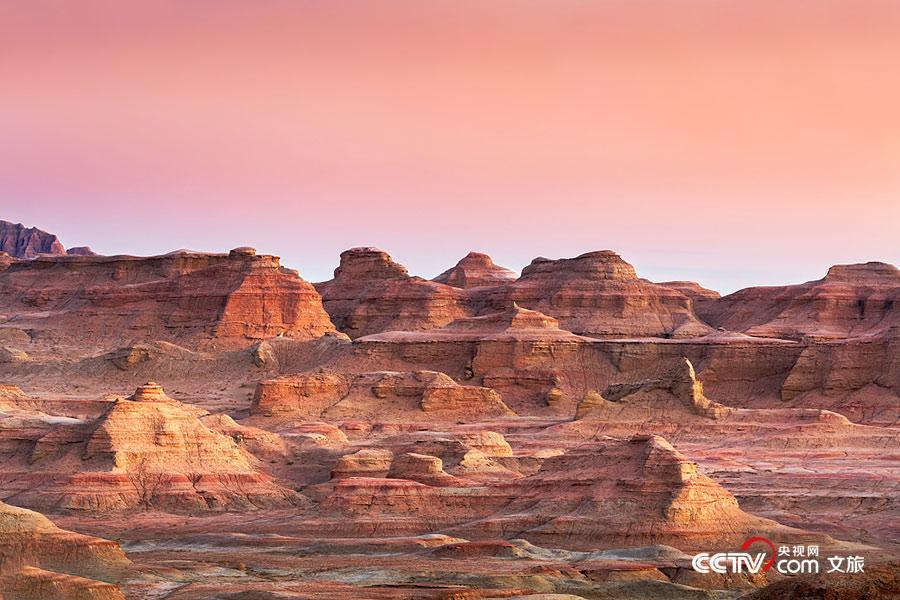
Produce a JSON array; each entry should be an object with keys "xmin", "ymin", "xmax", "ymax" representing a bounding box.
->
[{"xmin": 741, "ymin": 536, "xmax": 777, "ymax": 572}]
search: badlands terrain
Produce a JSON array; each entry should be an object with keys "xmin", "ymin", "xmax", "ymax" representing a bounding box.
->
[{"xmin": 0, "ymin": 220, "xmax": 897, "ymax": 599}]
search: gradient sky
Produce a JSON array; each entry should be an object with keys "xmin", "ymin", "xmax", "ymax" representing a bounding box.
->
[{"xmin": 1, "ymin": 1, "xmax": 898, "ymax": 292}]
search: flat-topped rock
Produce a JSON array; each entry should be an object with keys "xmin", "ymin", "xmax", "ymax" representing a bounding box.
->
[
  {"xmin": 521, "ymin": 250, "xmax": 639, "ymax": 280},
  {"xmin": 65, "ymin": 246, "xmax": 97, "ymax": 257},
  {"xmin": 0, "ymin": 251, "xmax": 335, "ymax": 348},
  {"xmin": 128, "ymin": 382, "xmax": 169, "ymax": 402},
  {"xmin": 701, "ymin": 261, "xmax": 900, "ymax": 339},
  {"xmin": 332, "ymin": 247, "xmax": 409, "ymax": 280},
  {"xmin": 482, "ymin": 251, "xmax": 712, "ymax": 338},
  {"xmin": 824, "ymin": 261, "xmax": 900, "ymax": 283},
  {"xmin": 316, "ymin": 247, "xmax": 468, "ymax": 338}
]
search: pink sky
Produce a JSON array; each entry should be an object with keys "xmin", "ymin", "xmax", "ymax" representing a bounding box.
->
[{"xmin": 1, "ymin": 1, "xmax": 898, "ymax": 292}]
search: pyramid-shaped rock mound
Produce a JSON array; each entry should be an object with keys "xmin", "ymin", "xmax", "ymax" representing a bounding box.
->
[
  {"xmin": 0, "ymin": 384, "xmax": 302, "ymax": 511},
  {"xmin": 433, "ymin": 251, "xmax": 516, "ymax": 288},
  {"xmin": 701, "ymin": 262, "xmax": 900, "ymax": 339},
  {"xmin": 0, "ymin": 248, "xmax": 335, "ymax": 349},
  {"xmin": 316, "ymin": 247, "xmax": 469, "ymax": 338}
]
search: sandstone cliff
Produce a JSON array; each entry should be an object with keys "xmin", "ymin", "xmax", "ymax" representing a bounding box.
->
[
  {"xmin": 0, "ymin": 384, "xmax": 302, "ymax": 511},
  {"xmin": 0, "ymin": 221, "xmax": 66, "ymax": 258},
  {"xmin": 0, "ymin": 500, "xmax": 129, "ymax": 598},
  {"xmin": 700, "ymin": 262, "xmax": 900, "ymax": 339},
  {"xmin": 316, "ymin": 247, "xmax": 469, "ymax": 338},
  {"xmin": 0, "ymin": 248, "xmax": 335, "ymax": 349}
]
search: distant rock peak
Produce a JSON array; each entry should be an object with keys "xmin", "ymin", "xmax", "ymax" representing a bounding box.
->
[
  {"xmin": 433, "ymin": 251, "xmax": 516, "ymax": 288},
  {"xmin": 0, "ymin": 220, "xmax": 66, "ymax": 258},
  {"xmin": 65, "ymin": 245, "xmax": 97, "ymax": 256}
]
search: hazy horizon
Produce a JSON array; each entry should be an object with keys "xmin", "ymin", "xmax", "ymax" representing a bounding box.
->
[{"xmin": 3, "ymin": 2, "xmax": 898, "ymax": 293}]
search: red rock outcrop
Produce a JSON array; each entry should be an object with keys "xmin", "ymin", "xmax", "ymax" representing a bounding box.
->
[
  {"xmin": 253, "ymin": 370, "xmax": 513, "ymax": 421},
  {"xmin": 251, "ymin": 372, "xmax": 349, "ymax": 417},
  {"xmin": 310, "ymin": 434, "xmax": 804, "ymax": 552},
  {"xmin": 387, "ymin": 453, "xmax": 465, "ymax": 487},
  {"xmin": 330, "ymin": 448, "xmax": 394, "ymax": 480},
  {"xmin": 585, "ymin": 358, "xmax": 730, "ymax": 420},
  {"xmin": 0, "ymin": 384, "xmax": 31, "ymax": 411},
  {"xmin": 484, "ymin": 251, "xmax": 713, "ymax": 338},
  {"xmin": 0, "ymin": 220, "xmax": 66, "ymax": 258},
  {"xmin": 658, "ymin": 280, "xmax": 721, "ymax": 315},
  {"xmin": 2, "ymin": 567, "xmax": 125, "ymax": 600},
  {"xmin": 700, "ymin": 262, "xmax": 900, "ymax": 339},
  {"xmin": 0, "ymin": 384, "xmax": 302, "ymax": 511},
  {"xmin": 65, "ymin": 246, "xmax": 97, "ymax": 256},
  {"xmin": 379, "ymin": 431, "xmax": 521, "ymax": 483},
  {"xmin": 449, "ymin": 435, "xmax": 805, "ymax": 551},
  {"xmin": 0, "ymin": 500, "xmax": 129, "ymax": 582},
  {"xmin": 316, "ymin": 247, "xmax": 469, "ymax": 338},
  {"xmin": 433, "ymin": 252, "xmax": 517, "ymax": 288},
  {"xmin": 0, "ymin": 248, "xmax": 335, "ymax": 349}
]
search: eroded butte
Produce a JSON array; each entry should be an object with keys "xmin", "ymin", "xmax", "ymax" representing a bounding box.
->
[{"xmin": 0, "ymin": 241, "xmax": 897, "ymax": 599}]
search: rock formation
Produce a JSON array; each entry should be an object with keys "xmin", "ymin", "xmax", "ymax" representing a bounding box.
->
[
  {"xmin": 0, "ymin": 220, "xmax": 66, "ymax": 258},
  {"xmin": 486, "ymin": 251, "xmax": 713, "ymax": 338},
  {"xmin": 252, "ymin": 370, "xmax": 514, "ymax": 421},
  {"xmin": 450, "ymin": 435, "xmax": 806, "ymax": 551},
  {"xmin": 0, "ymin": 384, "xmax": 301, "ymax": 511},
  {"xmin": 0, "ymin": 500, "xmax": 129, "ymax": 597},
  {"xmin": 700, "ymin": 262, "xmax": 900, "ymax": 339},
  {"xmin": 65, "ymin": 246, "xmax": 98, "ymax": 256},
  {"xmin": 594, "ymin": 358, "xmax": 730, "ymax": 419},
  {"xmin": 433, "ymin": 251, "xmax": 517, "ymax": 288},
  {"xmin": 0, "ymin": 248, "xmax": 335, "ymax": 349},
  {"xmin": 310, "ymin": 433, "xmax": 802, "ymax": 552},
  {"xmin": 316, "ymin": 247, "xmax": 469, "ymax": 338},
  {"xmin": 0, "ymin": 241, "xmax": 896, "ymax": 599},
  {"xmin": 657, "ymin": 280, "xmax": 721, "ymax": 315}
]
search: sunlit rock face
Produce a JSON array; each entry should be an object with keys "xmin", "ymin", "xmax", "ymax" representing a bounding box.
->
[{"xmin": 0, "ymin": 248, "xmax": 335, "ymax": 349}]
